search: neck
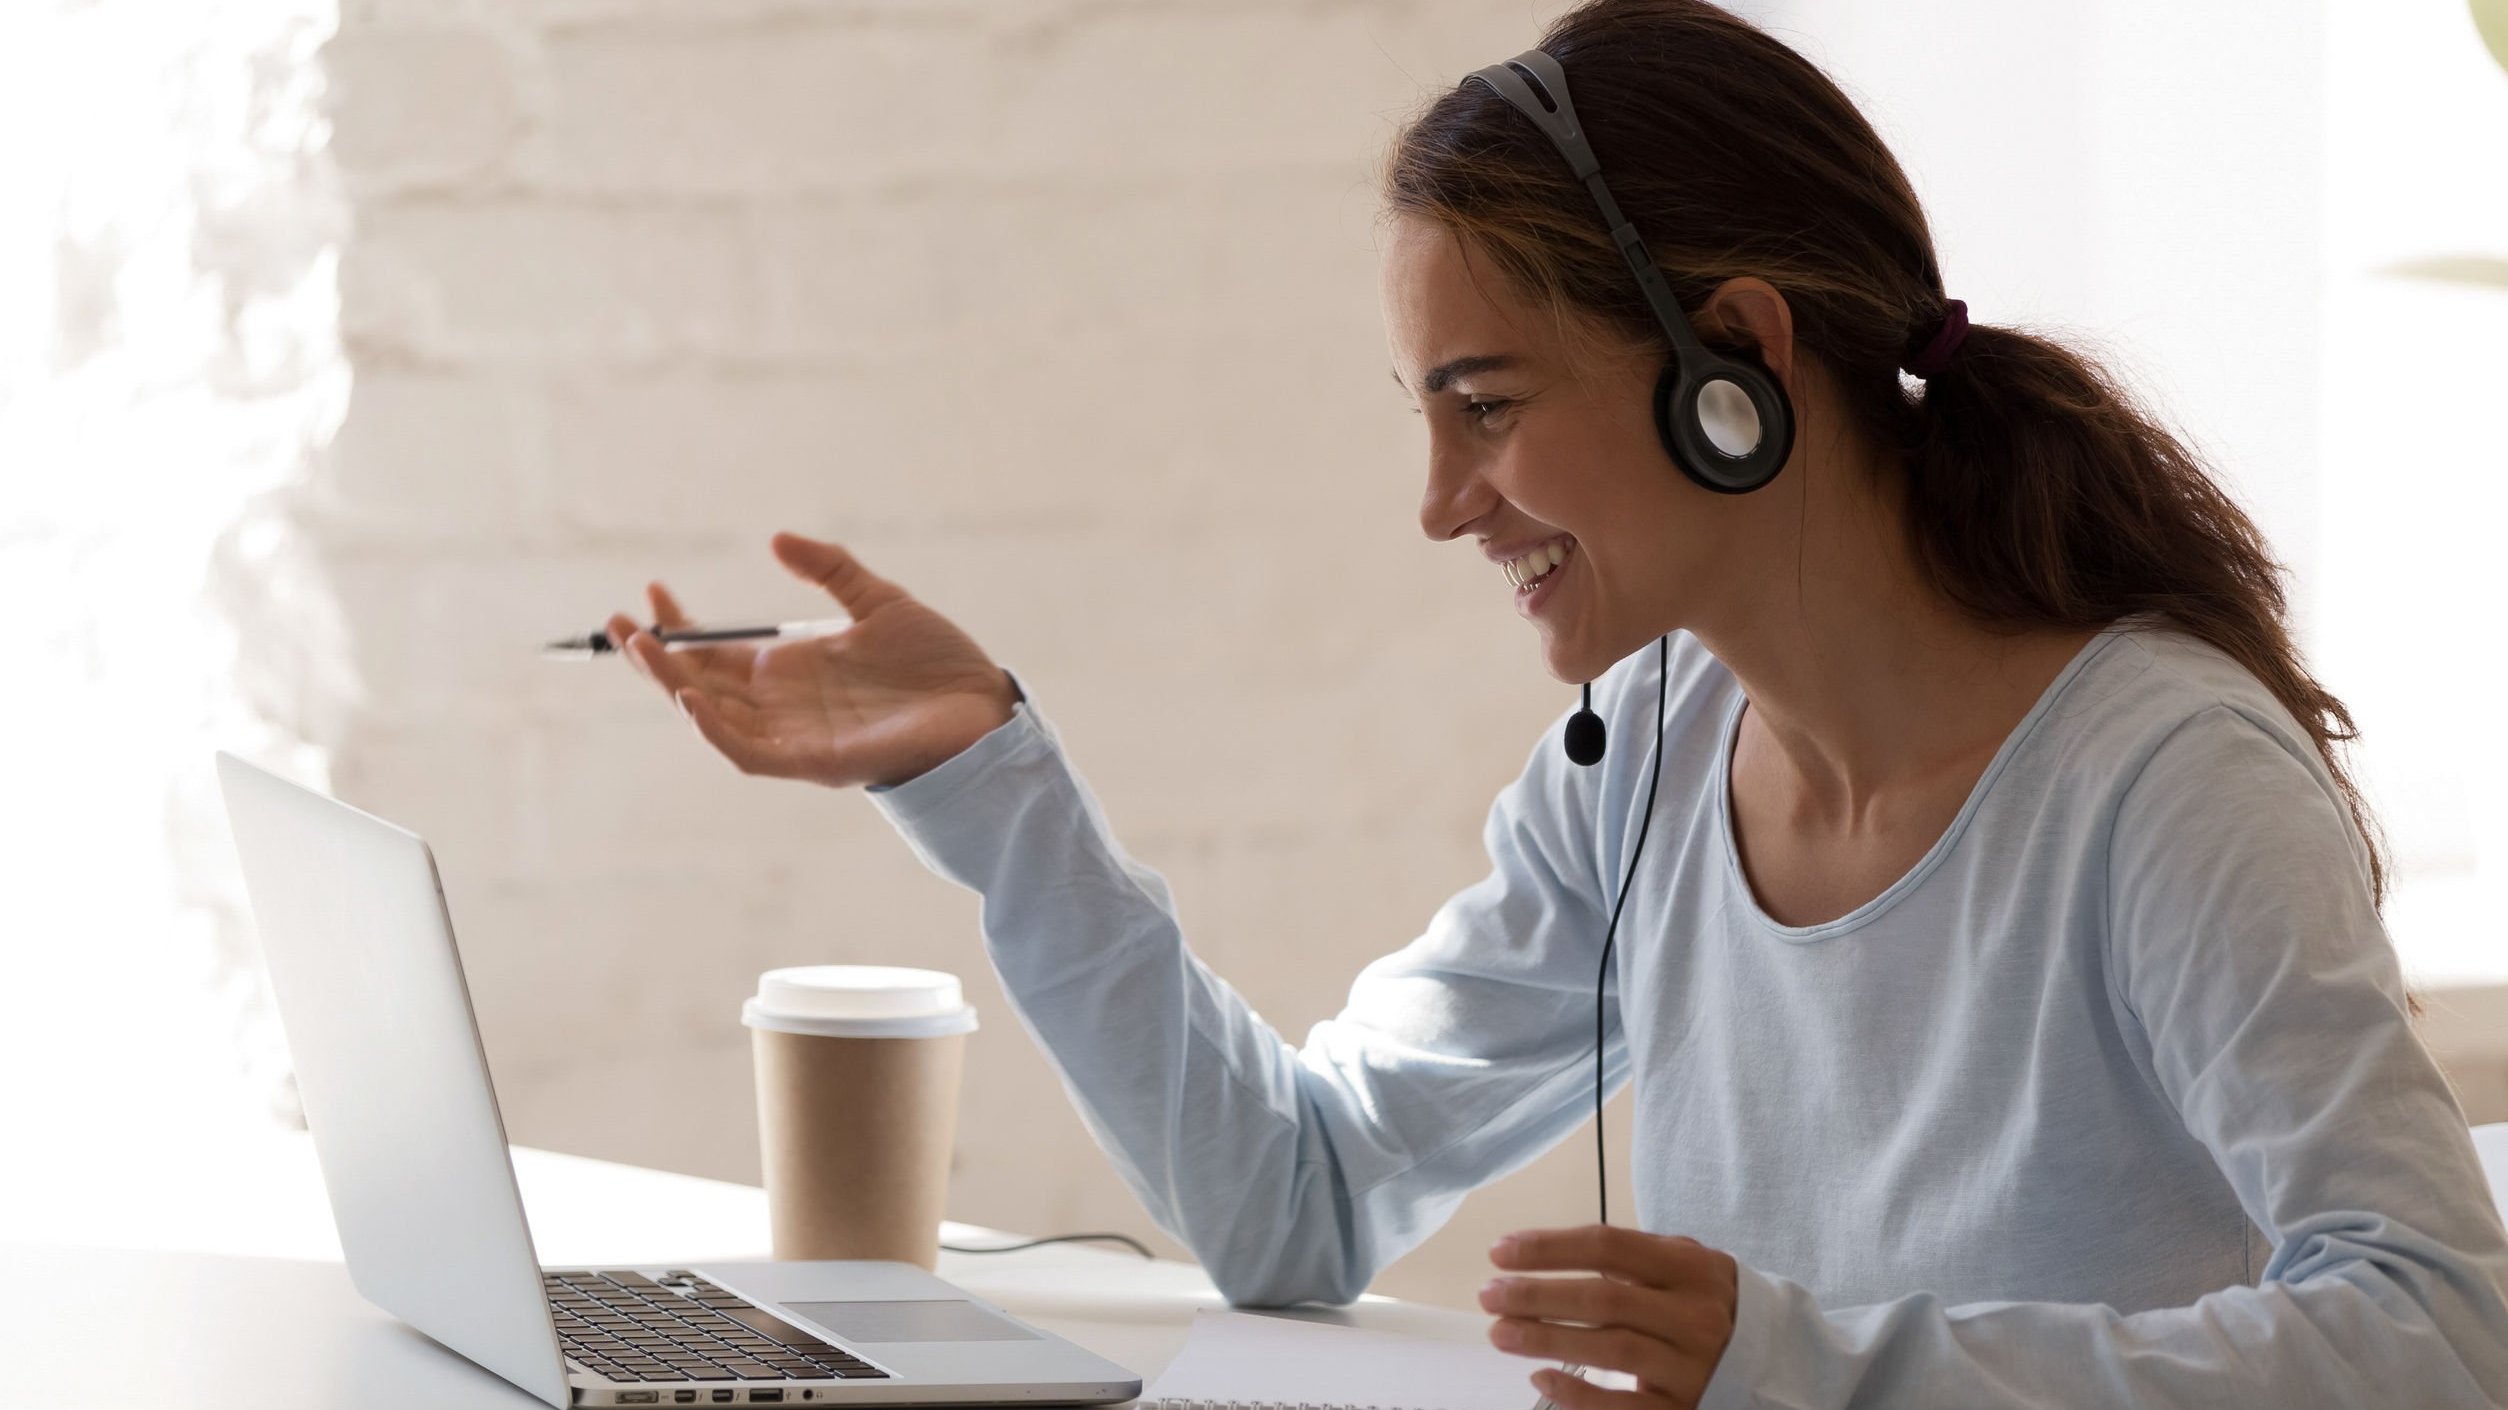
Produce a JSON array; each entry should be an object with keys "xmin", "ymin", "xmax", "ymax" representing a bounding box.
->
[{"xmin": 1685, "ymin": 450, "xmax": 2097, "ymax": 819}]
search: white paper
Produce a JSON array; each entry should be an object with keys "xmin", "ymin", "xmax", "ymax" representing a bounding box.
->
[{"xmin": 1141, "ymin": 1308, "xmax": 1545, "ymax": 1410}]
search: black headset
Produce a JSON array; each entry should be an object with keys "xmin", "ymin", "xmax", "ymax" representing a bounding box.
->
[
  {"xmin": 1463, "ymin": 48, "xmax": 1796, "ymax": 498},
  {"xmin": 1463, "ymin": 48, "xmax": 1794, "ymax": 1225}
]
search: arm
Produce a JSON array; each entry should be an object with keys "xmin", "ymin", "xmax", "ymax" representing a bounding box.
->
[
  {"xmin": 866, "ymin": 673, "xmax": 1630, "ymax": 1306},
  {"xmin": 1682, "ymin": 705, "xmax": 2508, "ymax": 1409}
]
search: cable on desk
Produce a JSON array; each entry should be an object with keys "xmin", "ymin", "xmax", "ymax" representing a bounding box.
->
[{"xmin": 940, "ymin": 1231, "xmax": 1155, "ymax": 1259}]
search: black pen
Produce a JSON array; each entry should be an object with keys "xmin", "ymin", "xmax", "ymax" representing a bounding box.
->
[{"xmin": 540, "ymin": 616, "xmax": 851, "ymax": 658}]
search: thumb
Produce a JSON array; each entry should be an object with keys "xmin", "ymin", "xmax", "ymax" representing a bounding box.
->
[{"xmin": 771, "ymin": 531, "xmax": 904, "ymax": 616}]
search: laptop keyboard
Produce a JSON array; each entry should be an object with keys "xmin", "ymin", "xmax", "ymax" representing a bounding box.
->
[{"xmin": 544, "ymin": 1269, "xmax": 892, "ymax": 1385}]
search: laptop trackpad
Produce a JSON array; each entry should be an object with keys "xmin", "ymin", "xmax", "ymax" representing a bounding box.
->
[{"xmin": 782, "ymin": 1299, "xmax": 1039, "ymax": 1343}]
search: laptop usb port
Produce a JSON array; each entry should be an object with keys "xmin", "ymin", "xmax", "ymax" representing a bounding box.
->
[{"xmin": 752, "ymin": 1393, "xmax": 786, "ymax": 1404}]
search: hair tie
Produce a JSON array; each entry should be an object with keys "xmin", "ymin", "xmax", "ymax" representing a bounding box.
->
[{"xmin": 1902, "ymin": 298, "xmax": 1968, "ymax": 380}]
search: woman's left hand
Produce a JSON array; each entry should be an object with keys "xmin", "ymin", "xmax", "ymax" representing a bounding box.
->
[{"xmin": 1479, "ymin": 1225, "xmax": 1740, "ymax": 1409}]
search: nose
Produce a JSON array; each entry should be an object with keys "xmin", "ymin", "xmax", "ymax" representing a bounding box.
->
[{"xmin": 1417, "ymin": 438, "xmax": 1496, "ymax": 543}]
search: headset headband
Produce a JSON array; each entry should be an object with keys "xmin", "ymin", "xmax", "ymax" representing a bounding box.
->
[{"xmin": 1464, "ymin": 50, "xmax": 1713, "ymax": 364}]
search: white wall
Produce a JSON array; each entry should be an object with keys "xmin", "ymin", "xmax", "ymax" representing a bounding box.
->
[{"xmin": 2314, "ymin": 0, "xmax": 2508, "ymax": 992}]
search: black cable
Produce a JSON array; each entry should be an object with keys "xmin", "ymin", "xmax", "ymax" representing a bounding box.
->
[
  {"xmin": 939, "ymin": 1232, "xmax": 1155, "ymax": 1259},
  {"xmin": 1592, "ymin": 635, "xmax": 1670, "ymax": 1226}
]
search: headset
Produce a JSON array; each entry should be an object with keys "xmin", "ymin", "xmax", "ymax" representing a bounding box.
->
[
  {"xmin": 1463, "ymin": 48, "xmax": 1796, "ymax": 497},
  {"xmin": 1462, "ymin": 48, "xmax": 1796, "ymax": 1225}
]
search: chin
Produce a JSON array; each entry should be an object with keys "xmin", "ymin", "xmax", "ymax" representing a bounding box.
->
[
  {"xmin": 1543, "ymin": 616, "xmax": 1668, "ymax": 689},
  {"xmin": 1537, "ymin": 633, "xmax": 1603, "ymax": 687}
]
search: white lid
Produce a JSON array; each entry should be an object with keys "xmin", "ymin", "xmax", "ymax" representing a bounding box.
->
[{"xmin": 741, "ymin": 965, "xmax": 979, "ymax": 1039}]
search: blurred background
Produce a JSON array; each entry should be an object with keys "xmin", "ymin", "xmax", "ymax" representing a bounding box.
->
[{"xmin": 3, "ymin": 0, "xmax": 2503, "ymax": 1309}]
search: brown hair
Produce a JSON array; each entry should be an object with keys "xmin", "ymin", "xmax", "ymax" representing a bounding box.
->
[{"xmin": 1378, "ymin": 0, "xmax": 2390, "ymax": 909}]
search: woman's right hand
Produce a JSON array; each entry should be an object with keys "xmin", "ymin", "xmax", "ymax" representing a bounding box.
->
[{"xmin": 607, "ymin": 531, "xmax": 1021, "ymax": 791}]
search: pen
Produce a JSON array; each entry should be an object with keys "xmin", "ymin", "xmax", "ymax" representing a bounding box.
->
[{"xmin": 540, "ymin": 616, "xmax": 852, "ymax": 658}]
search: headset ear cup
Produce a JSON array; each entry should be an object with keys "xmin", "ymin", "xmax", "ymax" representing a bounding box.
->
[{"xmin": 1653, "ymin": 352, "xmax": 1795, "ymax": 494}]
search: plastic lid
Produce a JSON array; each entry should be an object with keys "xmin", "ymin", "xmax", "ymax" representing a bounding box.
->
[{"xmin": 741, "ymin": 965, "xmax": 979, "ymax": 1039}]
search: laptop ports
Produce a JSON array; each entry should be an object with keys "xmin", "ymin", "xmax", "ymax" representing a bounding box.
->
[
  {"xmin": 673, "ymin": 1395, "xmax": 697, "ymax": 1406},
  {"xmin": 616, "ymin": 1396, "xmax": 658, "ymax": 1406},
  {"xmin": 710, "ymin": 1394, "xmax": 734, "ymax": 1404},
  {"xmin": 752, "ymin": 1393, "xmax": 786, "ymax": 1404}
]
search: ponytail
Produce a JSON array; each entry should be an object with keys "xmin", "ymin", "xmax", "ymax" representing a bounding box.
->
[{"xmin": 1897, "ymin": 321, "xmax": 2388, "ymax": 905}]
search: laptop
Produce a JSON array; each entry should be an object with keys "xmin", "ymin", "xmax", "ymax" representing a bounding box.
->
[{"xmin": 215, "ymin": 750, "xmax": 1142, "ymax": 1409}]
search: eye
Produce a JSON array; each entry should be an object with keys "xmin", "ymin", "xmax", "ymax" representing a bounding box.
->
[{"xmin": 1407, "ymin": 398, "xmax": 1513, "ymax": 427}]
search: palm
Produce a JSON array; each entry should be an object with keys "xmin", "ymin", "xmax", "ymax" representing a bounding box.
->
[
  {"xmin": 730, "ymin": 601, "xmax": 1006, "ymax": 783},
  {"xmin": 608, "ymin": 533, "xmax": 1016, "ymax": 790}
]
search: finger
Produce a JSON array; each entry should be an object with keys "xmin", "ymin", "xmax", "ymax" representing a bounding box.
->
[
  {"xmin": 770, "ymin": 530, "xmax": 902, "ymax": 617},
  {"xmin": 624, "ymin": 623, "xmax": 700, "ymax": 697},
  {"xmin": 1493, "ymin": 1227, "xmax": 1708, "ymax": 1284},
  {"xmin": 1481, "ymin": 1276, "xmax": 1723, "ymax": 1359},
  {"xmin": 1528, "ymin": 1366, "xmax": 1673, "ymax": 1410},
  {"xmin": 647, "ymin": 580, "xmax": 693, "ymax": 631},
  {"xmin": 639, "ymin": 585, "xmax": 756, "ymax": 696},
  {"xmin": 676, "ymin": 688, "xmax": 793, "ymax": 779},
  {"xmin": 606, "ymin": 612, "xmax": 659, "ymax": 684},
  {"xmin": 1493, "ymin": 1321, "xmax": 1694, "ymax": 1405}
]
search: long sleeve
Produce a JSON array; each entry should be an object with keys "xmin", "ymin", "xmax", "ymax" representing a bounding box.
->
[
  {"xmin": 866, "ymin": 671, "xmax": 1631, "ymax": 1307},
  {"xmin": 1693, "ymin": 703, "xmax": 2508, "ymax": 1409}
]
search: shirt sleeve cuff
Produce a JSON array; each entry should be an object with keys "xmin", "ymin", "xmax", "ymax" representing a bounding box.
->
[
  {"xmin": 862, "ymin": 667, "xmax": 1053, "ymax": 820},
  {"xmin": 1695, "ymin": 1257, "xmax": 1784, "ymax": 1410}
]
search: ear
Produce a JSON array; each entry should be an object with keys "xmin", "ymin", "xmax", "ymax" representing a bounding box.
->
[{"xmin": 1693, "ymin": 277, "xmax": 1796, "ymax": 387}]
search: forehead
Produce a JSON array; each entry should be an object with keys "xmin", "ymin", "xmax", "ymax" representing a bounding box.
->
[{"xmin": 1379, "ymin": 216, "xmax": 1550, "ymax": 387}]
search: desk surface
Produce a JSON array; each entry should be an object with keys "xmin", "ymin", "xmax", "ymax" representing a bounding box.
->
[{"xmin": 0, "ymin": 1130, "xmax": 1493, "ymax": 1408}]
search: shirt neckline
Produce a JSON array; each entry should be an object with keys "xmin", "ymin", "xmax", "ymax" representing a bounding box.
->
[{"xmin": 1711, "ymin": 624, "xmax": 2130, "ymax": 943}]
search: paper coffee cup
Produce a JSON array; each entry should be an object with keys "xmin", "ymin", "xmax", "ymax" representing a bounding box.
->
[{"xmin": 744, "ymin": 966, "xmax": 977, "ymax": 1269}]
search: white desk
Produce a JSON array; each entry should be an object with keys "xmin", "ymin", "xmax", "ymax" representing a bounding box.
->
[{"xmin": 0, "ymin": 1130, "xmax": 1495, "ymax": 1408}]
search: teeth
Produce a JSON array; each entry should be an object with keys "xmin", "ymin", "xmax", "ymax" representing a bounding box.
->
[{"xmin": 1502, "ymin": 538, "xmax": 1571, "ymax": 591}]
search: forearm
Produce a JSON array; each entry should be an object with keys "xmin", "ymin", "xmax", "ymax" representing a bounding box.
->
[
  {"xmin": 865, "ymin": 695, "xmax": 1396, "ymax": 1305},
  {"xmin": 1704, "ymin": 1233, "xmax": 2508, "ymax": 1410}
]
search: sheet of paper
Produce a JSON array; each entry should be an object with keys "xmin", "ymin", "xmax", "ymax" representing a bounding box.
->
[{"xmin": 1141, "ymin": 1307, "xmax": 1546, "ymax": 1410}]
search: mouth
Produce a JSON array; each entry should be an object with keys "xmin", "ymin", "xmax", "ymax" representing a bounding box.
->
[{"xmin": 1500, "ymin": 534, "xmax": 1576, "ymax": 598}]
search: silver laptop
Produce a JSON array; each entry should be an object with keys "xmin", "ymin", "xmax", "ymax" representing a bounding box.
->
[{"xmin": 215, "ymin": 750, "xmax": 1141, "ymax": 1409}]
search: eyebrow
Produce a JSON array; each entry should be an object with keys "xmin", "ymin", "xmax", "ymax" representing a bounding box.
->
[{"xmin": 1390, "ymin": 354, "xmax": 1522, "ymax": 397}]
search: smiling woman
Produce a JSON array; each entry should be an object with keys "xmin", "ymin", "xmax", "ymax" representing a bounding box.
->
[{"xmin": 602, "ymin": 2, "xmax": 2508, "ymax": 1407}]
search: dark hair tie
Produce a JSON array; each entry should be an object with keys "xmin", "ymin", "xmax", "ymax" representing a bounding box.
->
[{"xmin": 1902, "ymin": 298, "xmax": 1968, "ymax": 380}]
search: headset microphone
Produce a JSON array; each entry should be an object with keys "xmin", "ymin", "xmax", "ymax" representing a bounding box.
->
[{"xmin": 1563, "ymin": 684, "xmax": 1606, "ymax": 766}]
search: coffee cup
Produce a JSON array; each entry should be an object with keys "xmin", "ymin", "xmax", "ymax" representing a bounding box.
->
[{"xmin": 742, "ymin": 965, "xmax": 977, "ymax": 1269}]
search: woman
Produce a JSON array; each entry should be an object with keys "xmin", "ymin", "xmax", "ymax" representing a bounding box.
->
[{"xmin": 605, "ymin": 2, "xmax": 2508, "ymax": 1405}]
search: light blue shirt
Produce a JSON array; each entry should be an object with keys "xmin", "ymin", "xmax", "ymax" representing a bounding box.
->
[{"xmin": 867, "ymin": 618, "xmax": 2508, "ymax": 1407}]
